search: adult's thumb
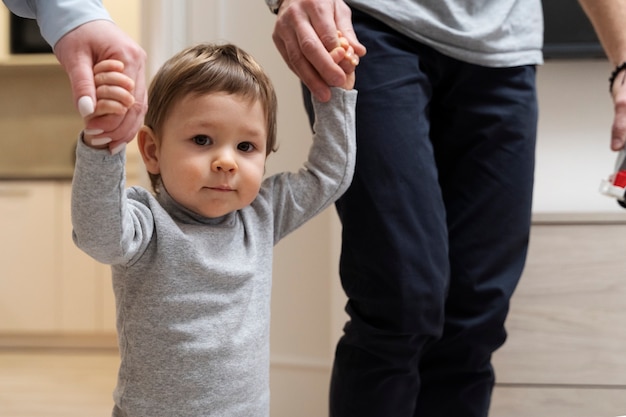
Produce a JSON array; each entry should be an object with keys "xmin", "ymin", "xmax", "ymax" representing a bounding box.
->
[
  {"xmin": 78, "ymin": 96, "xmax": 95, "ymax": 118},
  {"xmin": 65, "ymin": 60, "xmax": 97, "ymax": 118}
]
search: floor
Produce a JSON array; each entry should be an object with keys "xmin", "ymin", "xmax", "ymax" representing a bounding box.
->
[
  {"xmin": 4, "ymin": 349, "xmax": 622, "ymax": 417},
  {"xmin": 0, "ymin": 349, "xmax": 119, "ymax": 417}
]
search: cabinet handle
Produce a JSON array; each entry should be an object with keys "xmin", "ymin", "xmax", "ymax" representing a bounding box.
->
[{"xmin": 0, "ymin": 188, "xmax": 31, "ymax": 197}]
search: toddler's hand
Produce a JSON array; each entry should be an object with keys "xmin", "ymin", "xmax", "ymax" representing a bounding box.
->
[
  {"xmin": 329, "ymin": 32, "xmax": 358, "ymax": 90},
  {"xmin": 83, "ymin": 59, "xmax": 135, "ymax": 149}
]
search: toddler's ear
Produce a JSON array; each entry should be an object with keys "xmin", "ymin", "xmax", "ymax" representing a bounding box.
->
[{"xmin": 138, "ymin": 126, "xmax": 161, "ymax": 175}]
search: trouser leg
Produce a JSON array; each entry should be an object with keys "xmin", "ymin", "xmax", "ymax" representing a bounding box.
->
[
  {"xmin": 315, "ymin": 11, "xmax": 449, "ymax": 416},
  {"xmin": 302, "ymin": 9, "xmax": 537, "ymax": 417},
  {"xmin": 414, "ymin": 59, "xmax": 537, "ymax": 416}
]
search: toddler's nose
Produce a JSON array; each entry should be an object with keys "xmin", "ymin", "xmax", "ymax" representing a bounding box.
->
[{"xmin": 211, "ymin": 152, "xmax": 237, "ymax": 172}]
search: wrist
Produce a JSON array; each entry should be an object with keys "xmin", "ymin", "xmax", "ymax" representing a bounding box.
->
[
  {"xmin": 82, "ymin": 130, "xmax": 112, "ymax": 150},
  {"xmin": 609, "ymin": 62, "xmax": 626, "ymax": 92}
]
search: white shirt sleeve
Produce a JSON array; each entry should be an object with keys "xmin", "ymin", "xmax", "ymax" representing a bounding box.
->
[{"xmin": 2, "ymin": 0, "xmax": 112, "ymax": 48}]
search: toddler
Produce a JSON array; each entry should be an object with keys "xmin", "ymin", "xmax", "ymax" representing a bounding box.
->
[{"xmin": 72, "ymin": 41, "xmax": 356, "ymax": 417}]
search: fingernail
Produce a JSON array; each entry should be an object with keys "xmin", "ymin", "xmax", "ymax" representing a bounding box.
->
[
  {"xmin": 91, "ymin": 137, "xmax": 112, "ymax": 146},
  {"xmin": 84, "ymin": 128, "xmax": 104, "ymax": 136},
  {"xmin": 78, "ymin": 96, "xmax": 95, "ymax": 117},
  {"xmin": 110, "ymin": 142, "xmax": 126, "ymax": 155},
  {"xmin": 346, "ymin": 51, "xmax": 360, "ymax": 65}
]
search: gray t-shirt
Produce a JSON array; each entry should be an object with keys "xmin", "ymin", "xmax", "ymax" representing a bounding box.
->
[
  {"xmin": 347, "ymin": 0, "xmax": 543, "ymax": 67},
  {"xmin": 71, "ymin": 88, "xmax": 357, "ymax": 417}
]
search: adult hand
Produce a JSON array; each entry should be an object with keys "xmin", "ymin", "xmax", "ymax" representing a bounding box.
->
[
  {"xmin": 54, "ymin": 19, "xmax": 147, "ymax": 153},
  {"xmin": 331, "ymin": 33, "xmax": 358, "ymax": 90},
  {"xmin": 83, "ymin": 59, "xmax": 135, "ymax": 150},
  {"xmin": 272, "ymin": 0, "xmax": 366, "ymax": 102},
  {"xmin": 611, "ymin": 69, "xmax": 626, "ymax": 151}
]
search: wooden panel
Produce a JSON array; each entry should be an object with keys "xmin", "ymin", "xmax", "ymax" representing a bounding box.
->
[
  {"xmin": 0, "ymin": 66, "xmax": 81, "ymax": 180},
  {"xmin": 0, "ymin": 182, "xmax": 58, "ymax": 331},
  {"xmin": 270, "ymin": 359, "xmax": 331, "ymax": 417},
  {"xmin": 493, "ymin": 223, "xmax": 626, "ymax": 385},
  {"xmin": 59, "ymin": 183, "xmax": 99, "ymax": 331},
  {"xmin": 491, "ymin": 385, "xmax": 626, "ymax": 417},
  {"xmin": 0, "ymin": 333, "xmax": 117, "ymax": 349}
]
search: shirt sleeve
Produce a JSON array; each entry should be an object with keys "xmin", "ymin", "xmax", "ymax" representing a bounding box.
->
[
  {"xmin": 2, "ymin": 0, "xmax": 112, "ymax": 47},
  {"xmin": 71, "ymin": 138, "xmax": 155, "ymax": 266},
  {"xmin": 261, "ymin": 87, "xmax": 358, "ymax": 243}
]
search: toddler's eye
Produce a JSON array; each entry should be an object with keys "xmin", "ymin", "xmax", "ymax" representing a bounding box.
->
[
  {"xmin": 192, "ymin": 135, "xmax": 212, "ymax": 146},
  {"xmin": 238, "ymin": 142, "xmax": 255, "ymax": 152}
]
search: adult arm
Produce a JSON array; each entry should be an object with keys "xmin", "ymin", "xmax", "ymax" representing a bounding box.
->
[
  {"xmin": 3, "ymin": 0, "xmax": 147, "ymax": 151},
  {"xmin": 578, "ymin": 0, "xmax": 626, "ymax": 150},
  {"xmin": 269, "ymin": 0, "xmax": 365, "ymax": 102}
]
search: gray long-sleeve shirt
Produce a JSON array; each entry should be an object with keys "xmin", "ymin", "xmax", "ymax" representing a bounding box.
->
[{"xmin": 72, "ymin": 88, "xmax": 357, "ymax": 417}]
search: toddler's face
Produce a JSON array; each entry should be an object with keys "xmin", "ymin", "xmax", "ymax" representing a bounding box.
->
[{"xmin": 151, "ymin": 92, "xmax": 267, "ymax": 218}]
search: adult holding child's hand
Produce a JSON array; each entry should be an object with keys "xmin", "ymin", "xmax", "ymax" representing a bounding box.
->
[
  {"xmin": 55, "ymin": 20, "xmax": 147, "ymax": 154},
  {"xmin": 3, "ymin": 0, "xmax": 147, "ymax": 154},
  {"xmin": 82, "ymin": 59, "xmax": 136, "ymax": 150},
  {"xmin": 270, "ymin": 0, "xmax": 366, "ymax": 102}
]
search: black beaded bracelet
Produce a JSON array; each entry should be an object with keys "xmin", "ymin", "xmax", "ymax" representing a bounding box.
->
[{"xmin": 609, "ymin": 62, "xmax": 626, "ymax": 92}]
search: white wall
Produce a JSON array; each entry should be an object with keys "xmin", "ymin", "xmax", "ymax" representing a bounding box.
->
[{"xmin": 534, "ymin": 59, "xmax": 621, "ymax": 214}]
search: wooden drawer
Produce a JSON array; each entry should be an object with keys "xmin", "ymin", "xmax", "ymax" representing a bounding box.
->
[
  {"xmin": 493, "ymin": 222, "xmax": 626, "ymax": 386},
  {"xmin": 491, "ymin": 385, "xmax": 626, "ymax": 417}
]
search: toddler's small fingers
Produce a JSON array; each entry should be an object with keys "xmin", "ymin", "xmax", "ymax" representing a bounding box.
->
[
  {"xmin": 94, "ymin": 71, "xmax": 135, "ymax": 93},
  {"xmin": 93, "ymin": 59, "xmax": 125, "ymax": 74},
  {"xmin": 96, "ymin": 84, "xmax": 135, "ymax": 108},
  {"xmin": 329, "ymin": 46, "xmax": 347, "ymax": 65},
  {"xmin": 344, "ymin": 45, "xmax": 359, "ymax": 66},
  {"xmin": 338, "ymin": 58, "xmax": 357, "ymax": 75},
  {"xmin": 93, "ymin": 98, "xmax": 132, "ymax": 117}
]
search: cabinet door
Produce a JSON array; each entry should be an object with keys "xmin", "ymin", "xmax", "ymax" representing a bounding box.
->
[
  {"xmin": 492, "ymin": 222, "xmax": 626, "ymax": 415},
  {"xmin": 0, "ymin": 182, "xmax": 57, "ymax": 332},
  {"xmin": 493, "ymin": 223, "xmax": 626, "ymax": 386}
]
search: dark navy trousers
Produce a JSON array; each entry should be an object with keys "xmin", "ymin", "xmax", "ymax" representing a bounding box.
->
[{"xmin": 303, "ymin": 8, "xmax": 538, "ymax": 417}]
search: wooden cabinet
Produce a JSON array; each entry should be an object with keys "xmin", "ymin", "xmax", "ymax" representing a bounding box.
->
[
  {"xmin": 0, "ymin": 0, "xmax": 141, "ymax": 345},
  {"xmin": 491, "ymin": 216, "xmax": 626, "ymax": 416},
  {"xmin": 0, "ymin": 181, "xmax": 115, "ymax": 338},
  {"xmin": 0, "ymin": 182, "xmax": 58, "ymax": 332}
]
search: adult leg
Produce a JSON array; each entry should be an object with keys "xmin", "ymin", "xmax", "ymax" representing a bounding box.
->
[
  {"xmin": 414, "ymin": 61, "xmax": 538, "ymax": 416},
  {"xmin": 304, "ymin": 10, "xmax": 451, "ymax": 417}
]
